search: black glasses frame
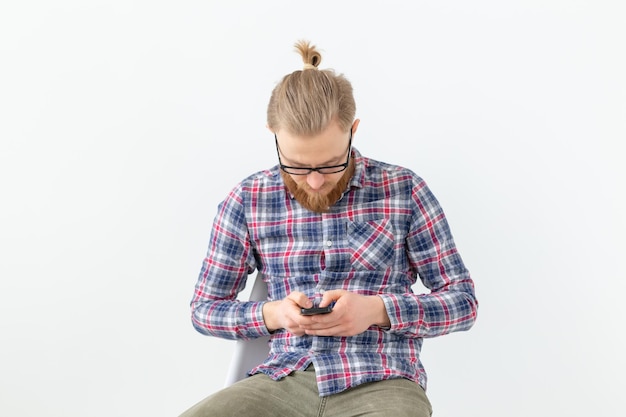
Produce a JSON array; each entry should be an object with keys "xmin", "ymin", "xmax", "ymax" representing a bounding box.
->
[{"xmin": 275, "ymin": 130, "xmax": 352, "ymax": 175}]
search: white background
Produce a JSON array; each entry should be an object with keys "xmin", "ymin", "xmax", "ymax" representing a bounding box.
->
[{"xmin": 1, "ymin": 1, "xmax": 624, "ymax": 416}]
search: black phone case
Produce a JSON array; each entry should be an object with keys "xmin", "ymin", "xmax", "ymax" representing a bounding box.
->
[{"xmin": 300, "ymin": 305, "xmax": 333, "ymax": 315}]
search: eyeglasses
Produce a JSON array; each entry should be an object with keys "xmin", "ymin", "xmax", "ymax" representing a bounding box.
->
[{"xmin": 275, "ymin": 130, "xmax": 352, "ymax": 175}]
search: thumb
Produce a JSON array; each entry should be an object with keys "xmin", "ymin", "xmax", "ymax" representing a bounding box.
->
[
  {"xmin": 287, "ymin": 291, "xmax": 313, "ymax": 308},
  {"xmin": 319, "ymin": 289, "xmax": 344, "ymax": 307}
]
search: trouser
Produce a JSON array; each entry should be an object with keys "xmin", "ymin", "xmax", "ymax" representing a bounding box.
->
[{"xmin": 179, "ymin": 365, "xmax": 432, "ymax": 417}]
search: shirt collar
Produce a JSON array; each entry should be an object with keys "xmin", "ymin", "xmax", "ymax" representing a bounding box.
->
[{"xmin": 349, "ymin": 147, "xmax": 366, "ymax": 190}]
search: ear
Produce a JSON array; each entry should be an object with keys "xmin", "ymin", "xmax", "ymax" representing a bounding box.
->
[{"xmin": 351, "ymin": 119, "xmax": 361, "ymax": 136}]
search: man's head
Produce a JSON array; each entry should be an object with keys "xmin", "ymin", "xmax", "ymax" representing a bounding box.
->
[
  {"xmin": 267, "ymin": 40, "xmax": 356, "ymax": 136},
  {"xmin": 268, "ymin": 40, "xmax": 359, "ymax": 213}
]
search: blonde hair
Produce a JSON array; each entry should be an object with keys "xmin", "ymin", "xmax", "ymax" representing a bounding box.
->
[{"xmin": 267, "ymin": 40, "xmax": 356, "ymax": 136}]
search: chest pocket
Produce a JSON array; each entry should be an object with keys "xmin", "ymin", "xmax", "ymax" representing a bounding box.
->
[{"xmin": 347, "ymin": 218, "xmax": 395, "ymax": 271}]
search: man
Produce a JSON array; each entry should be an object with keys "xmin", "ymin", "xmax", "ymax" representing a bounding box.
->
[{"xmin": 180, "ymin": 40, "xmax": 477, "ymax": 417}]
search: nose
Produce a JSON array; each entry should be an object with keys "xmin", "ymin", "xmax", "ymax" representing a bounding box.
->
[{"xmin": 306, "ymin": 171, "xmax": 325, "ymax": 190}]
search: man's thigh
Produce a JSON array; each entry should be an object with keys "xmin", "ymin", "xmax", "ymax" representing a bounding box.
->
[
  {"xmin": 325, "ymin": 378, "xmax": 432, "ymax": 417},
  {"xmin": 178, "ymin": 370, "xmax": 320, "ymax": 417}
]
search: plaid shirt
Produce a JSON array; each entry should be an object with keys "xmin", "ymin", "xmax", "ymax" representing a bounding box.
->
[{"xmin": 191, "ymin": 148, "xmax": 477, "ymax": 397}]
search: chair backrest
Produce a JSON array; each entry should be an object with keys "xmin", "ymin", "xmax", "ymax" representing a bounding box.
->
[{"xmin": 223, "ymin": 273, "xmax": 271, "ymax": 387}]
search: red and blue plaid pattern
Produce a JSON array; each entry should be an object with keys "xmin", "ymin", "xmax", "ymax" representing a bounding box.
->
[{"xmin": 191, "ymin": 148, "xmax": 478, "ymax": 396}]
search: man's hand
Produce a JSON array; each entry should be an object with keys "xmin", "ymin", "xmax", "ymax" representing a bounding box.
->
[
  {"xmin": 262, "ymin": 290, "xmax": 391, "ymax": 337},
  {"xmin": 262, "ymin": 291, "xmax": 313, "ymax": 336},
  {"xmin": 300, "ymin": 290, "xmax": 391, "ymax": 337}
]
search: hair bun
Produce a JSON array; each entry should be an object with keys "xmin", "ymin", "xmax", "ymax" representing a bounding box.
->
[{"xmin": 294, "ymin": 40, "xmax": 321, "ymax": 70}]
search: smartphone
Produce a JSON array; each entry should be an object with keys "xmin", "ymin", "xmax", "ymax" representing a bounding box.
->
[{"xmin": 300, "ymin": 302, "xmax": 335, "ymax": 316}]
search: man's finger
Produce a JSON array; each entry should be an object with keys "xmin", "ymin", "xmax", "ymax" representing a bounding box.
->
[{"xmin": 287, "ymin": 291, "xmax": 313, "ymax": 308}]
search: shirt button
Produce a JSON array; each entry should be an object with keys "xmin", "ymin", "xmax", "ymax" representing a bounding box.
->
[{"xmin": 324, "ymin": 240, "xmax": 333, "ymax": 248}]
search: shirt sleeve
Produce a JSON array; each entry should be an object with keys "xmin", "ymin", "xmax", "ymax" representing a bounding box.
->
[
  {"xmin": 379, "ymin": 178, "xmax": 478, "ymax": 338},
  {"xmin": 190, "ymin": 184, "xmax": 271, "ymax": 340}
]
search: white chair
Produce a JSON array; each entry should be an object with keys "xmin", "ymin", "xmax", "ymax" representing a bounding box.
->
[{"xmin": 224, "ymin": 273, "xmax": 271, "ymax": 387}]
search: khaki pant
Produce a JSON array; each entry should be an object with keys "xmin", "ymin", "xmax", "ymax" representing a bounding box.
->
[{"xmin": 179, "ymin": 366, "xmax": 432, "ymax": 417}]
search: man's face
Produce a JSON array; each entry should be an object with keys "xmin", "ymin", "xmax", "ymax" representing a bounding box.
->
[{"xmin": 275, "ymin": 122, "xmax": 354, "ymax": 213}]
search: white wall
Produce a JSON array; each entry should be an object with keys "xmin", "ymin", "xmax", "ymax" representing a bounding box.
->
[{"xmin": 1, "ymin": 1, "xmax": 624, "ymax": 416}]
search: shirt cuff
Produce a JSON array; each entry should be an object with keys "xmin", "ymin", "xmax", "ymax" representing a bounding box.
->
[
  {"xmin": 378, "ymin": 293, "xmax": 422, "ymax": 333},
  {"xmin": 238, "ymin": 301, "xmax": 272, "ymax": 339}
]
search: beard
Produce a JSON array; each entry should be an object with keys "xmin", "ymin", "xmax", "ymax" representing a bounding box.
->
[{"xmin": 280, "ymin": 159, "xmax": 355, "ymax": 213}]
